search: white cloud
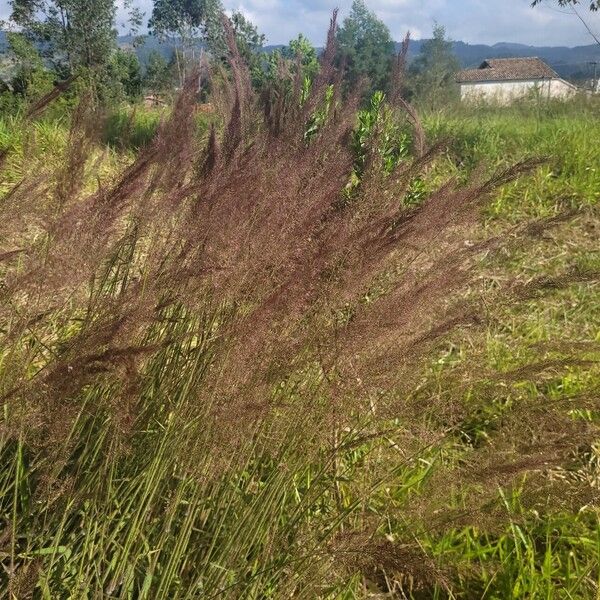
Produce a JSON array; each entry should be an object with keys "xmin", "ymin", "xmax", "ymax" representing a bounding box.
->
[
  {"xmin": 3, "ymin": 0, "xmax": 600, "ymax": 46},
  {"xmin": 229, "ymin": 0, "xmax": 600, "ymax": 47}
]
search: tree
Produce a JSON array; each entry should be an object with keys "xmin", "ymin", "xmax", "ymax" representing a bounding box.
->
[
  {"xmin": 232, "ymin": 11, "xmax": 266, "ymax": 87},
  {"xmin": 149, "ymin": 0, "xmax": 223, "ymax": 84},
  {"xmin": 149, "ymin": 0, "xmax": 223, "ymax": 42},
  {"xmin": 150, "ymin": 0, "xmax": 268, "ymax": 87},
  {"xmin": 336, "ymin": 0, "xmax": 395, "ymax": 95},
  {"xmin": 205, "ymin": 10, "xmax": 267, "ymax": 86},
  {"xmin": 408, "ymin": 24, "xmax": 459, "ymax": 108},
  {"xmin": 282, "ymin": 34, "xmax": 320, "ymax": 81},
  {"xmin": 10, "ymin": 0, "xmax": 118, "ymax": 74},
  {"xmin": 144, "ymin": 49, "xmax": 174, "ymax": 94},
  {"xmin": 109, "ymin": 47, "xmax": 143, "ymax": 101},
  {"xmin": 9, "ymin": 0, "xmax": 123, "ymax": 105},
  {"xmin": 230, "ymin": 11, "xmax": 266, "ymax": 59},
  {"xmin": 260, "ymin": 35, "xmax": 318, "ymax": 121},
  {"xmin": 5, "ymin": 32, "xmax": 55, "ymax": 98}
]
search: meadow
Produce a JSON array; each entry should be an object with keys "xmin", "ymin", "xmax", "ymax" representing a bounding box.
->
[{"xmin": 0, "ymin": 51, "xmax": 599, "ymax": 599}]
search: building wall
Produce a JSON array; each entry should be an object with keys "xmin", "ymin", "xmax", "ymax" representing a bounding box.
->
[{"xmin": 460, "ymin": 79, "xmax": 576, "ymax": 104}]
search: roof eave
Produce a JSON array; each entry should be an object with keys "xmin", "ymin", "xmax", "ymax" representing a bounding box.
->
[{"xmin": 457, "ymin": 76, "xmax": 560, "ymax": 84}]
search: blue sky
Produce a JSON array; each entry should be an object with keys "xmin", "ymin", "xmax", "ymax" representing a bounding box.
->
[{"xmin": 2, "ymin": 0, "xmax": 600, "ymax": 47}]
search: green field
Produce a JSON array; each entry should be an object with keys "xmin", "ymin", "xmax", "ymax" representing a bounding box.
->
[{"xmin": 0, "ymin": 87, "xmax": 599, "ymax": 599}]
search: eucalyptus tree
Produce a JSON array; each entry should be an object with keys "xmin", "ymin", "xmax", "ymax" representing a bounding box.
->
[
  {"xmin": 409, "ymin": 24, "xmax": 460, "ymax": 108},
  {"xmin": 336, "ymin": 0, "xmax": 395, "ymax": 97},
  {"xmin": 144, "ymin": 49, "xmax": 174, "ymax": 95},
  {"xmin": 10, "ymin": 0, "xmax": 118, "ymax": 74},
  {"xmin": 149, "ymin": 0, "xmax": 223, "ymax": 84},
  {"xmin": 8, "ymin": 0, "xmax": 138, "ymax": 104}
]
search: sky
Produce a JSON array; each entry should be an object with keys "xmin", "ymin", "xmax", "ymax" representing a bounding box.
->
[{"xmin": 2, "ymin": 0, "xmax": 600, "ymax": 47}]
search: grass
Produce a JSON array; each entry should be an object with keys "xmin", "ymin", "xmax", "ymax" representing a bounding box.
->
[
  {"xmin": 423, "ymin": 99, "xmax": 600, "ymax": 219},
  {"xmin": 411, "ymin": 99, "xmax": 600, "ymax": 599},
  {"xmin": 103, "ymin": 105, "xmax": 217, "ymax": 151},
  {"xmin": 0, "ymin": 59, "xmax": 598, "ymax": 600}
]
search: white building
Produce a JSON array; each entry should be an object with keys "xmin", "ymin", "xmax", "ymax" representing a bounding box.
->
[{"xmin": 456, "ymin": 57, "xmax": 578, "ymax": 104}]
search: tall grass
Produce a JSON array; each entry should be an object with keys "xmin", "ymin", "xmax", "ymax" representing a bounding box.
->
[
  {"xmin": 0, "ymin": 16, "xmax": 599, "ymax": 599},
  {"xmin": 423, "ymin": 98, "xmax": 600, "ymax": 219},
  {"xmin": 103, "ymin": 106, "xmax": 165, "ymax": 150}
]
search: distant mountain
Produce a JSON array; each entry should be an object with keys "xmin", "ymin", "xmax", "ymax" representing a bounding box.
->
[
  {"xmin": 117, "ymin": 34, "xmax": 180, "ymax": 65},
  {"xmin": 0, "ymin": 31, "xmax": 183, "ymax": 65},
  {"xmin": 1, "ymin": 30, "xmax": 598, "ymax": 82},
  {"xmin": 404, "ymin": 40, "xmax": 600, "ymax": 80},
  {"xmin": 266, "ymin": 38, "xmax": 599, "ymax": 80}
]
